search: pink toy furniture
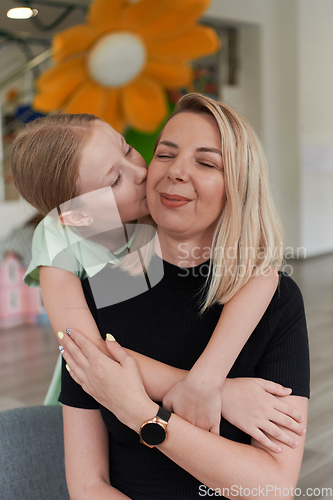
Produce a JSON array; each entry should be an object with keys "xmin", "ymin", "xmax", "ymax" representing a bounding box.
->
[{"xmin": 0, "ymin": 253, "xmax": 47, "ymax": 329}]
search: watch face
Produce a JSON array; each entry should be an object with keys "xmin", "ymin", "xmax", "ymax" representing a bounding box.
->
[{"xmin": 140, "ymin": 422, "xmax": 166, "ymax": 446}]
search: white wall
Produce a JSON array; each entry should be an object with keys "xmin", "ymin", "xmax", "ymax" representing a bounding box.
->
[
  {"xmin": 0, "ymin": 199, "xmax": 36, "ymax": 239},
  {"xmin": 297, "ymin": 0, "xmax": 333, "ymax": 256}
]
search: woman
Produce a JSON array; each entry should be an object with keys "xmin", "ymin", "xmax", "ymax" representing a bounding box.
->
[{"xmin": 58, "ymin": 94, "xmax": 310, "ymax": 499}]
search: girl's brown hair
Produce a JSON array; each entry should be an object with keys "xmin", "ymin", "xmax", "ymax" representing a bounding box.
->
[{"xmin": 11, "ymin": 113, "xmax": 100, "ymax": 216}]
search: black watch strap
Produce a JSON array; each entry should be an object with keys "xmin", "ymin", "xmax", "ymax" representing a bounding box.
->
[{"xmin": 157, "ymin": 406, "xmax": 171, "ymax": 423}]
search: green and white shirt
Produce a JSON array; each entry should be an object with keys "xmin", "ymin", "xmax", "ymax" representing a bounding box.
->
[{"xmin": 24, "ymin": 215, "xmax": 135, "ymax": 287}]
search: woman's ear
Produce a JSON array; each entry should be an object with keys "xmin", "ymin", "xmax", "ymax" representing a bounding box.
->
[{"xmin": 58, "ymin": 210, "xmax": 93, "ymax": 227}]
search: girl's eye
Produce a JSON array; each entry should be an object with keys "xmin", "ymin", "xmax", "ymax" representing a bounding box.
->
[
  {"xmin": 125, "ymin": 145, "xmax": 133, "ymax": 156},
  {"xmin": 112, "ymin": 174, "xmax": 122, "ymax": 187}
]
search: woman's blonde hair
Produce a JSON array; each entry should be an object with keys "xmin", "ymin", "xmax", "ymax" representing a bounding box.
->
[
  {"xmin": 159, "ymin": 93, "xmax": 284, "ymax": 309},
  {"xmin": 11, "ymin": 113, "xmax": 100, "ymax": 216}
]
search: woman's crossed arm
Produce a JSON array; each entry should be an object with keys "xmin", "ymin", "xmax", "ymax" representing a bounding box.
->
[{"xmin": 60, "ymin": 330, "xmax": 307, "ymax": 500}]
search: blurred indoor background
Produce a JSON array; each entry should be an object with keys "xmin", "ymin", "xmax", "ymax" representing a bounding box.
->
[{"xmin": 0, "ymin": 0, "xmax": 332, "ymax": 496}]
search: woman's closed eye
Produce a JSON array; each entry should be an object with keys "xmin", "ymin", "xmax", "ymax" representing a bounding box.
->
[
  {"xmin": 198, "ymin": 160, "xmax": 216, "ymax": 168},
  {"xmin": 155, "ymin": 154, "xmax": 175, "ymax": 159},
  {"xmin": 196, "ymin": 158, "xmax": 223, "ymax": 170}
]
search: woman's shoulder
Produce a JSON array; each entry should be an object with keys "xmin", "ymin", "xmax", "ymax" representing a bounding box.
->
[
  {"xmin": 268, "ymin": 271, "xmax": 305, "ymax": 317},
  {"xmin": 277, "ymin": 270, "xmax": 303, "ymax": 295}
]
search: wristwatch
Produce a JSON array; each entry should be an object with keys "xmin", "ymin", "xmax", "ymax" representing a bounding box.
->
[{"xmin": 139, "ymin": 406, "xmax": 171, "ymax": 448}]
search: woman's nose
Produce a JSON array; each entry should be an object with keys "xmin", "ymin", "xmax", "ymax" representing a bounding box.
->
[{"xmin": 167, "ymin": 157, "xmax": 190, "ymax": 183}]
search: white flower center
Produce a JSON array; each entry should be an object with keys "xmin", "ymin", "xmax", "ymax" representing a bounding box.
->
[{"xmin": 87, "ymin": 32, "xmax": 146, "ymax": 87}]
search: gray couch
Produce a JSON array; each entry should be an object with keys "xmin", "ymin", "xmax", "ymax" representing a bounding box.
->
[{"xmin": 0, "ymin": 405, "xmax": 69, "ymax": 500}]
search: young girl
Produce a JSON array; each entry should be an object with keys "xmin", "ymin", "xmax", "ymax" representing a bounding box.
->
[{"xmin": 11, "ymin": 112, "xmax": 304, "ymax": 454}]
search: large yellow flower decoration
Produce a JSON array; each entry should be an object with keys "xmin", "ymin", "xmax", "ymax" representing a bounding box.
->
[{"xmin": 33, "ymin": 0, "xmax": 219, "ymax": 132}]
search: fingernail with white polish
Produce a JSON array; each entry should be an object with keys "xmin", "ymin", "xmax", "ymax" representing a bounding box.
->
[
  {"xmin": 59, "ymin": 345, "xmax": 64, "ymax": 353},
  {"xmin": 106, "ymin": 333, "xmax": 116, "ymax": 341}
]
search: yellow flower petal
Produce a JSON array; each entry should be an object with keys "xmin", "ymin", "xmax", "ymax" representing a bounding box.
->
[
  {"xmin": 33, "ymin": 58, "xmax": 86, "ymax": 111},
  {"xmin": 136, "ymin": 0, "xmax": 213, "ymax": 40},
  {"xmin": 88, "ymin": 0, "xmax": 128, "ymax": 32},
  {"xmin": 122, "ymin": 76, "xmax": 167, "ymax": 132},
  {"xmin": 148, "ymin": 25, "xmax": 220, "ymax": 61},
  {"xmin": 63, "ymin": 81, "xmax": 107, "ymax": 116},
  {"xmin": 36, "ymin": 57, "xmax": 86, "ymax": 91},
  {"xmin": 117, "ymin": 0, "xmax": 171, "ymax": 31},
  {"xmin": 53, "ymin": 24, "xmax": 100, "ymax": 63},
  {"xmin": 100, "ymin": 89, "xmax": 126, "ymax": 133},
  {"xmin": 144, "ymin": 61, "xmax": 193, "ymax": 88}
]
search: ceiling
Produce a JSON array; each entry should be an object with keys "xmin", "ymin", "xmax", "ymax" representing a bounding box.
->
[{"xmin": 0, "ymin": 0, "xmax": 89, "ymax": 40}]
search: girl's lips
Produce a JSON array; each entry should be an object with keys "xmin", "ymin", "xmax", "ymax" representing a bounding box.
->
[{"xmin": 159, "ymin": 192, "xmax": 192, "ymax": 208}]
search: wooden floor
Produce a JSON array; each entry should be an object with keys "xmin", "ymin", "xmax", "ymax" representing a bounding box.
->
[
  {"xmin": 0, "ymin": 253, "xmax": 332, "ymax": 497},
  {"xmin": 0, "ymin": 323, "xmax": 58, "ymax": 410}
]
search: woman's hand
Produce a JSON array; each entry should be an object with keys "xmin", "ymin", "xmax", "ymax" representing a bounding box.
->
[
  {"xmin": 59, "ymin": 328, "xmax": 158, "ymax": 432},
  {"xmin": 163, "ymin": 372, "xmax": 222, "ymax": 434},
  {"xmin": 220, "ymin": 378, "xmax": 306, "ymax": 453}
]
